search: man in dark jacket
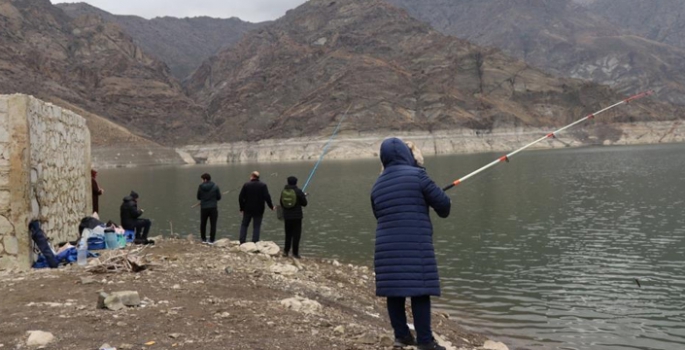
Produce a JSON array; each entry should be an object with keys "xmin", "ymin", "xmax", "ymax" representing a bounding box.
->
[
  {"xmin": 197, "ymin": 173, "xmax": 221, "ymax": 244},
  {"xmin": 371, "ymin": 138, "xmax": 451, "ymax": 350},
  {"xmin": 238, "ymin": 171, "xmax": 274, "ymax": 244},
  {"xmin": 91, "ymin": 169, "xmax": 104, "ymax": 214},
  {"xmin": 120, "ymin": 191, "xmax": 153, "ymax": 245},
  {"xmin": 280, "ymin": 176, "xmax": 308, "ymax": 258}
]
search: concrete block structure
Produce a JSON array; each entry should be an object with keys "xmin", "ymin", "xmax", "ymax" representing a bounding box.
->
[{"xmin": 0, "ymin": 94, "xmax": 91, "ymax": 270}]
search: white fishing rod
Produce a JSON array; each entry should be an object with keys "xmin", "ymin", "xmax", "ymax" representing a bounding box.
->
[{"xmin": 443, "ymin": 90, "xmax": 655, "ymax": 191}]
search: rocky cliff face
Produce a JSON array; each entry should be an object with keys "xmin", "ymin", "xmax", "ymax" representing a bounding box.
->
[
  {"xmin": 388, "ymin": 0, "xmax": 685, "ymax": 106},
  {"xmin": 582, "ymin": 0, "xmax": 685, "ymax": 50},
  {"xmin": 57, "ymin": 2, "xmax": 265, "ymax": 79},
  {"xmin": 185, "ymin": 0, "xmax": 675, "ymax": 143},
  {"xmin": 0, "ymin": 0, "xmax": 208, "ymax": 145}
]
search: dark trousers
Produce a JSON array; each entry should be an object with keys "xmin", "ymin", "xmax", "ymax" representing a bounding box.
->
[
  {"xmin": 387, "ymin": 296, "xmax": 432, "ymax": 345},
  {"xmin": 284, "ymin": 219, "xmax": 302, "ymax": 256},
  {"xmin": 239, "ymin": 213, "xmax": 263, "ymax": 244},
  {"xmin": 200, "ymin": 207, "xmax": 218, "ymax": 242},
  {"xmin": 132, "ymin": 219, "xmax": 152, "ymax": 240}
]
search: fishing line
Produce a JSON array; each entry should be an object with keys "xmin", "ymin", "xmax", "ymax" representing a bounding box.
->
[
  {"xmin": 302, "ymin": 104, "xmax": 353, "ymax": 192},
  {"xmin": 442, "ymin": 91, "xmax": 655, "ymax": 191}
]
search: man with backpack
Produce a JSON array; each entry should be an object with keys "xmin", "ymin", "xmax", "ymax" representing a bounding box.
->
[
  {"xmin": 279, "ymin": 176, "xmax": 308, "ymax": 258},
  {"xmin": 238, "ymin": 171, "xmax": 274, "ymax": 244}
]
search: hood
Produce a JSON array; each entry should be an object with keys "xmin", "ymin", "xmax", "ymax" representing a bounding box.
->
[
  {"xmin": 122, "ymin": 195, "xmax": 134, "ymax": 203},
  {"xmin": 200, "ymin": 181, "xmax": 216, "ymax": 192},
  {"xmin": 380, "ymin": 138, "xmax": 415, "ymax": 168}
]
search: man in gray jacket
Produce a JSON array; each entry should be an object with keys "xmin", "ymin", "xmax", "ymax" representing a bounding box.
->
[{"xmin": 197, "ymin": 173, "xmax": 222, "ymax": 244}]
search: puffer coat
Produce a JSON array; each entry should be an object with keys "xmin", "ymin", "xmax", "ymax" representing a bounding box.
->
[{"xmin": 371, "ymin": 138, "xmax": 451, "ymax": 297}]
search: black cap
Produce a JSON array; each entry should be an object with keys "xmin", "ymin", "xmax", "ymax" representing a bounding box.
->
[
  {"xmin": 287, "ymin": 176, "xmax": 298, "ymax": 185},
  {"xmin": 130, "ymin": 191, "xmax": 139, "ymax": 199}
]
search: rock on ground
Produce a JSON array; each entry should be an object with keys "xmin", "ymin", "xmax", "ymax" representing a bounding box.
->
[
  {"xmin": 239, "ymin": 242, "xmax": 258, "ymax": 253},
  {"xmin": 256, "ymin": 241, "xmax": 280, "ymax": 256},
  {"xmin": 483, "ymin": 340, "xmax": 509, "ymax": 350},
  {"xmin": 26, "ymin": 331, "xmax": 54, "ymax": 347},
  {"xmin": 280, "ymin": 296, "xmax": 322, "ymax": 314}
]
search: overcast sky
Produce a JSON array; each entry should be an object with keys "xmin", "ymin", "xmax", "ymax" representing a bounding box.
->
[{"xmin": 52, "ymin": 0, "xmax": 309, "ymax": 22}]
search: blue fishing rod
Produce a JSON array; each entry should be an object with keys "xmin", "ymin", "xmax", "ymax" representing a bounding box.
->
[{"xmin": 302, "ymin": 104, "xmax": 352, "ymax": 192}]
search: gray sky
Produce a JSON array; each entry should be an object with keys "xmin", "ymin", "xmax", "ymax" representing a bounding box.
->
[{"xmin": 52, "ymin": 0, "xmax": 308, "ymax": 22}]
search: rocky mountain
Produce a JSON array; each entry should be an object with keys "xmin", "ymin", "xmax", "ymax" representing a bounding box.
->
[
  {"xmin": 0, "ymin": 0, "xmax": 208, "ymax": 145},
  {"xmin": 582, "ymin": 0, "xmax": 685, "ymax": 50},
  {"xmin": 57, "ymin": 2, "xmax": 265, "ymax": 79},
  {"xmin": 388, "ymin": 0, "xmax": 685, "ymax": 106},
  {"xmin": 184, "ymin": 0, "xmax": 675, "ymax": 143}
]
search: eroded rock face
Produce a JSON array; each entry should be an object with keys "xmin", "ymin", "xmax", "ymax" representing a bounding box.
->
[
  {"xmin": 389, "ymin": 0, "xmax": 685, "ymax": 106},
  {"xmin": 0, "ymin": 0, "xmax": 208, "ymax": 146},
  {"xmin": 185, "ymin": 0, "xmax": 677, "ymax": 145},
  {"xmin": 57, "ymin": 2, "xmax": 265, "ymax": 80},
  {"xmin": 583, "ymin": 0, "xmax": 685, "ymax": 51}
]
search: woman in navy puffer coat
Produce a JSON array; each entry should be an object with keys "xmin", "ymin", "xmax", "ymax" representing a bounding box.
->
[{"xmin": 371, "ymin": 138, "xmax": 451, "ymax": 350}]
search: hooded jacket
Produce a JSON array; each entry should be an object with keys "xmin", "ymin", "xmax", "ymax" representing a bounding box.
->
[
  {"xmin": 197, "ymin": 181, "xmax": 221, "ymax": 209},
  {"xmin": 120, "ymin": 196, "xmax": 143, "ymax": 230},
  {"xmin": 371, "ymin": 138, "xmax": 451, "ymax": 297}
]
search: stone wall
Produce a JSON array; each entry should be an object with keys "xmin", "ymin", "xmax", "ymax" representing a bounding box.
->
[{"xmin": 0, "ymin": 95, "xmax": 91, "ymax": 271}]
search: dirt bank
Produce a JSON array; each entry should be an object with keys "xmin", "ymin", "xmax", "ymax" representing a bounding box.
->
[{"xmin": 0, "ymin": 238, "xmax": 507, "ymax": 350}]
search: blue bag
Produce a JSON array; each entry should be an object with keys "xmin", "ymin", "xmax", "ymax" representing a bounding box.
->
[{"xmin": 29, "ymin": 221, "xmax": 58, "ymax": 269}]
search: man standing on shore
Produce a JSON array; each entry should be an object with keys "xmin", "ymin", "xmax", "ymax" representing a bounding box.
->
[
  {"xmin": 280, "ymin": 176, "xmax": 308, "ymax": 258},
  {"xmin": 91, "ymin": 169, "xmax": 104, "ymax": 214},
  {"xmin": 238, "ymin": 171, "xmax": 274, "ymax": 244},
  {"xmin": 197, "ymin": 173, "xmax": 221, "ymax": 244}
]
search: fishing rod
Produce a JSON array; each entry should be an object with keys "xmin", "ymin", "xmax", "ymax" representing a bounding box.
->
[
  {"xmin": 442, "ymin": 90, "xmax": 654, "ymax": 191},
  {"xmin": 302, "ymin": 104, "xmax": 353, "ymax": 192}
]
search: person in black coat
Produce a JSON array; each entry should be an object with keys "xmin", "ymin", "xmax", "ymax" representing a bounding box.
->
[
  {"xmin": 279, "ymin": 176, "xmax": 308, "ymax": 258},
  {"xmin": 197, "ymin": 173, "xmax": 222, "ymax": 244},
  {"xmin": 371, "ymin": 138, "xmax": 451, "ymax": 350},
  {"xmin": 238, "ymin": 171, "xmax": 274, "ymax": 244},
  {"xmin": 120, "ymin": 191, "xmax": 153, "ymax": 245},
  {"xmin": 91, "ymin": 169, "xmax": 104, "ymax": 214}
]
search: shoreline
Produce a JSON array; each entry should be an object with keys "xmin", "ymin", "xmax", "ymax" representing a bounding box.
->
[
  {"xmin": 92, "ymin": 121, "xmax": 684, "ymax": 168},
  {"xmin": 0, "ymin": 238, "xmax": 507, "ymax": 350}
]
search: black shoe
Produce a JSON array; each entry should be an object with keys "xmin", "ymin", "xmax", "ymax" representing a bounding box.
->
[
  {"xmin": 394, "ymin": 334, "xmax": 416, "ymax": 348},
  {"xmin": 417, "ymin": 341, "xmax": 446, "ymax": 350},
  {"xmin": 144, "ymin": 239, "xmax": 155, "ymax": 245},
  {"xmin": 293, "ymin": 254, "xmax": 301, "ymax": 259},
  {"xmin": 134, "ymin": 238, "xmax": 146, "ymax": 245}
]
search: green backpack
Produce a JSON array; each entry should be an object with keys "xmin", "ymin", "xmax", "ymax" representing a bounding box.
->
[{"xmin": 281, "ymin": 188, "xmax": 298, "ymax": 209}]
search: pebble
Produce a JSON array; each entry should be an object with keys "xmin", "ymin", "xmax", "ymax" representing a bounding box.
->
[{"xmin": 333, "ymin": 325, "xmax": 345, "ymax": 335}]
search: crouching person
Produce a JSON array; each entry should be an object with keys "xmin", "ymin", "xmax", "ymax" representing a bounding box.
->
[
  {"xmin": 120, "ymin": 191, "xmax": 154, "ymax": 245},
  {"xmin": 371, "ymin": 138, "xmax": 451, "ymax": 350}
]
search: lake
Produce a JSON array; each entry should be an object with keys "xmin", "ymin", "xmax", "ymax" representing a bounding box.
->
[{"xmin": 96, "ymin": 143, "xmax": 685, "ymax": 350}]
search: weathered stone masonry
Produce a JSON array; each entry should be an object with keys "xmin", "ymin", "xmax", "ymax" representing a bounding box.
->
[{"xmin": 0, "ymin": 95, "xmax": 91, "ymax": 270}]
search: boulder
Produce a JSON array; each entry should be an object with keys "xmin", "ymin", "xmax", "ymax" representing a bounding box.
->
[
  {"xmin": 213, "ymin": 239, "xmax": 231, "ymax": 248},
  {"xmin": 280, "ymin": 297, "xmax": 322, "ymax": 314},
  {"xmin": 256, "ymin": 241, "xmax": 280, "ymax": 256},
  {"xmin": 239, "ymin": 242, "xmax": 258, "ymax": 253},
  {"xmin": 26, "ymin": 331, "xmax": 55, "ymax": 347},
  {"xmin": 483, "ymin": 340, "xmax": 509, "ymax": 350}
]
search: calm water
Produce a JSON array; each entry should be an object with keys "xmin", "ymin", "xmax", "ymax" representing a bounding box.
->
[{"xmin": 97, "ymin": 144, "xmax": 685, "ymax": 350}]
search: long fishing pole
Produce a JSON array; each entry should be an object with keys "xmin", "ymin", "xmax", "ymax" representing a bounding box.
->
[
  {"xmin": 302, "ymin": 104, "xmax": 352, "ymax": 192},
  {"xmin": 443, "ymin": 90, "xmax": 654, "ymax": 191}
]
